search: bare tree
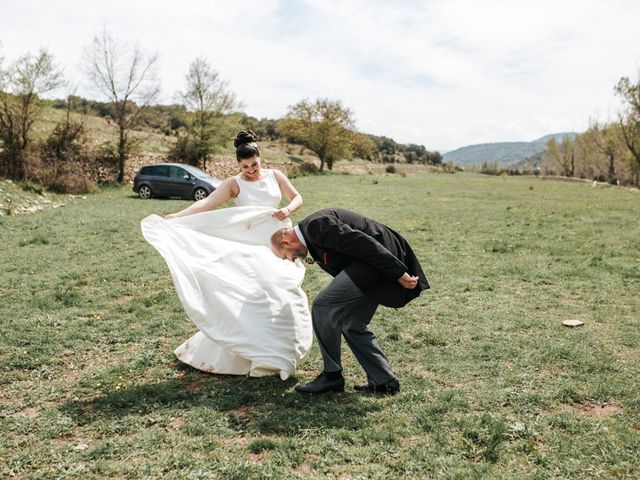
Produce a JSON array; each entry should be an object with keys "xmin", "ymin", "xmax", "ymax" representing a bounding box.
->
[
  {"xmin": 173, "ymin": 57, "xmax": 240, "ymax": 168},
  {"xmin": 84, "ymin": 28, "xmax": 160, "ymax": 182},
  {"xmin": 614, "ymin": 74, "xmax": 640, "ymax": 185},
  {"xmin": 278, "ymin": 98, "xmax": 356, "ymax": 171},
  {"xmin": 0, "ymin": 48, "xmax": 64, "ymax": 179}
]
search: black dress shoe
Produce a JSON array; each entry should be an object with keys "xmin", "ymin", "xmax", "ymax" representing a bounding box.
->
[
  {"xmin": 353, "ymin": 381, "xmax": 373, "ymax": 391},
  {"xmin": 295, "ymin": 372, "xmax": 345, "ymax": 394},
  {"xmin": 354, "ymin": 377, "xmax": 400, "ymax": 395}
]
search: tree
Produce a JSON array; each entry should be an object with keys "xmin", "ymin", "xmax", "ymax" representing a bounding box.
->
[
  {"xmin": 84, "ymin": 28, "xmax": 160, "ymax": 182},
  {"xmin": 425, "ymin": 151, "xmax": 443, "ymax": 165},
  {"xmin": 239, "ymin": 114, "xmax": 278, "ymax": 141},
  {"xmin": 350, "ymin": 132, "xmax": 378, "ymax": 160},
  {"xmin": 585, "ymin": 121, "xmax": 625, "ymax": 181},
  {"xmin": 0, "ymin": 49, "xmax": 64, "ymax": 179},
  {"xmin": 172, "ymin": 57, "xmax": 240, "ymax": 168},
  {"xmin": 544, "ymin": 136, "xmax": 575, "ymax": 177},
  {"xmin": 278, "ymin": 98, "xmax": 356, "ymax": 171},
  {"xmin": 614, "ymin": 75, "xmax": 640, "ymax": 185}
]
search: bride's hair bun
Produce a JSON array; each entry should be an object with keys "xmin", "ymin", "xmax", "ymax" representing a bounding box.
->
[
  {"xmin": 234, "ymin": 130, "xmax": 258, "ymax": 148},
  {"xmin": 234, "ymin": 130, "xmax": 260, "ymax": 160}
]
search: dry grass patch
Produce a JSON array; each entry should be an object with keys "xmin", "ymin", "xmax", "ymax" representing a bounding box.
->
[
  {"xmin": 13, "ymin": 406, "xmax": 42, "ymax": 419},
  {"xmin": 568, "ymin": 401, "xmax": 622, "ymax": 418},
  {"xmin": 115, "ymin": 295, "xmax": 134, "ymax": 304}
]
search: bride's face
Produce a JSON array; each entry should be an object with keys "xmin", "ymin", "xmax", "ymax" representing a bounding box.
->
[{"xmin": 239, "ymin": 156, "xmax": 261, "ymax": 180}]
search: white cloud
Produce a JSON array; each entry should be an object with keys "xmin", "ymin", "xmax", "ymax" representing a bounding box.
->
[{"xmin": 1, "ymin": 0, "xmax": 638, "ymax": 150}]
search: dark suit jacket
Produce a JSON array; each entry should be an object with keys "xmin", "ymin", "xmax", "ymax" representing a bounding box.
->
[{"xmin": 298, "ymin": 208, "xmax": 429, "ymax": 308}]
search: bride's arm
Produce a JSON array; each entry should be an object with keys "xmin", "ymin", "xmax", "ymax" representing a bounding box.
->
[
  {"xmin": 164, "ymin": 178, "xmax": 237, "ymax": 219},
  {"xmin": 272, "ymin": 169, "xmax": 303, "ymax": 220}
]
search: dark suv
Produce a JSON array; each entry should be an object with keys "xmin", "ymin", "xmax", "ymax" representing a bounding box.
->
[{"xmin": 133, "ymin": 163, "xmax": 221, "ymax": 200}]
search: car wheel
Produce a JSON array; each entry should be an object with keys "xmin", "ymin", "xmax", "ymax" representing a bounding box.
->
[
  {"xmin": 193, "ymin": 187, "xmax": 208, "ymax": 201},
  {"xmin": 138, "ymin": 185, "xmax": 152, "ymax": 199}
]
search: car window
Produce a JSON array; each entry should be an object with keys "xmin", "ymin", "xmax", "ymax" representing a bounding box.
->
[
  {"xmin": 170, "ymin": 166, "xmax": 189, "ymax": 179},
  {"xmin": 145, "ymin": 165, "xmax": 169, "ymax": 177},
  {"xmin": 182, "ymin": 165, "xmax": 210, "ymax": 179}
]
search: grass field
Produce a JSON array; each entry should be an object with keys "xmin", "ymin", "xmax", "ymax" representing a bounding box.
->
[{"xmin": 1, "ymin": 172, "xmax": 639, "ymax": 479}]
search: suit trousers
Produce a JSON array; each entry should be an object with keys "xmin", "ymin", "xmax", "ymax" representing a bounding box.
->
[{"xmin": 312, "ymin": 271, "xmax": 395, "ymax": 385}]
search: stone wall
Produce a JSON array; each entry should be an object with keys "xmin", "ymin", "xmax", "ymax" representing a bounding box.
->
[
  {"xmin": 118, "ymin": 154, "xmax": 296, "ymax": 183},
  {"xmin": 88, "ymin": 154, "xmax": 287, "ymax": 184}
]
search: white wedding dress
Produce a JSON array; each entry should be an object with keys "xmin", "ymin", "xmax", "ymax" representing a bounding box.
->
[{"xmin": 140, "ymin": 169, "xmax": 312, "ymax": 380}]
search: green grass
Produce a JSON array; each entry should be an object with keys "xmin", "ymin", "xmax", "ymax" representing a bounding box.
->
[{"xmin": 1, "ymin": 173, "xmax": 639, "ymax": 478}]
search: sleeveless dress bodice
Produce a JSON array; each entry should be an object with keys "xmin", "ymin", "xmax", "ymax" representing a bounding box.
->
[{"xmin": 233, "ymin": 169, "xmax": 281, "ymax": 208}]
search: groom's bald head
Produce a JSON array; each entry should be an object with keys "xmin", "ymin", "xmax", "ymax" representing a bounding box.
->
[{"xmin": 270, "ymin": 227, "xmax": 308, "ymax": 262}]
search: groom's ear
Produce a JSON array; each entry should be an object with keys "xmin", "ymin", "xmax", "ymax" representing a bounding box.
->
[{"xmin": 280, "ymin": 229, "xmax": 293, "ymax": 246}]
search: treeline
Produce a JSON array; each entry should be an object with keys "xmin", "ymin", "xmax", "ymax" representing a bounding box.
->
[
  {"xmin": 475, "ymin": 74, "xmax": 640, "ymax": 187},
  {"xmin": 47, "ymin": 97, "xmax": 442, "ymax": 169},
  {"xmin": 0, "ymin": 30, "xmax": 441, "ymax": 193},
  {"xmin": 539, "ymin": 110, "xmax": 639, "ymax": 186}
]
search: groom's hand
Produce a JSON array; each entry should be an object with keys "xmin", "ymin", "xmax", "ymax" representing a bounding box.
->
[{"xmin": 398, "ymin": 273, "xmax": 419, "ymax": 289}]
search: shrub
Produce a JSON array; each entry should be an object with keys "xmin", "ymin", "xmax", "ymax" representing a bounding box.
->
[
  {"xmin": 441, "ymin": 162, "xmax": 459, "ymax": 174},
  {"xmin": 27, "ymin": 157, "xmax": 98, "ymax": 194},
  {"xmin": 169, "ymin": 135, "xmax": 209, "ymax": 167},
  {"xmin": 289, "ymin": 161, "xmax": 319, "ymax": 178},
  {"xmin": 248, "ymin": 438, "xmax": 278, "ymax": 453},
  {"xmin": 385, "ymin": 164, "xmax": 397, "ymax": 174},
  {"xmin": 27, "ymin": 109, "xmax": 99, "ymax": 193}
]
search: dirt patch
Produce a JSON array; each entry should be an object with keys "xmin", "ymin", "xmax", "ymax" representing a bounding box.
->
[
  {"xmin": 50, "ymin": 437, "xmax": 76, "ymax": 447},
  {"xmin": 249, "ymin": 452, "xmax": 267, "ymax": 464},
  {"xmin": 221, "ymin": 436, "xmax": 250, "ymax": 446},
  {"xmin": 434, "ymin": 378, "xmax": 469, "ymax": 390},
  {"xmin": 535, "ymin": 439, "xmax": 549, "ymax": 452},
  {"xmin": 14, "ymin": 406, "xmax": 41, "ymax": 419},
  {"xmin": 115, "ymin": 295, "xmax": 134, "ymax": 304},
  {"xmin": 401, "ymin": 436, "xmax": 420, "ymax": 448},
  {"xmin": 295, "ymin": 464, "xmax": 314, "ymax": 475},
  {"xmin": 229, "ymin": 405, "xmax": 258, "ymax": 419},
  {"xmin": 563, "ymin": 401, "xmax": 621, "ymax": 418},
  {"xmin": 170, "ymin": 417, "xmax": 186, "ymax": 429},
  {"xmin": 177, "ymin": 371, "xmax": 223, "ymax": 391},
  {"xmin": 402, "ymin": 362, "xmax": 434, "ymax": 379},
  {"xmin": 575, "ymin": 402, "xmax": 621, "ymax": 417}
]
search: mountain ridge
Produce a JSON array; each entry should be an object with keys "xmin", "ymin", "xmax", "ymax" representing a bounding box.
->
[{"xmin": 443, "ymin": 132, "xmax": 577, "ymax": 165}]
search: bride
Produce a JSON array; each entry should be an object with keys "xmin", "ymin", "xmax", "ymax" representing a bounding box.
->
[{"xmin": 141, "ymin": 131, "xmax": 312, "ymax": 380}]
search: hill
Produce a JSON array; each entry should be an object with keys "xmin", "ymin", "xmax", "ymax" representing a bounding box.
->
[
  {"xmin": 443, "ymin": 132, "xmax": 577, "ymax": 166},
  {"xmin": 14, "ymin": 105, "xmax": 436, "ymax": 185}
]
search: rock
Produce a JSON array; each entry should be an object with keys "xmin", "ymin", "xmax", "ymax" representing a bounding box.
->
[{"xmin": 562, "ymin": 319, "xmax": 585, "ymax": 327}]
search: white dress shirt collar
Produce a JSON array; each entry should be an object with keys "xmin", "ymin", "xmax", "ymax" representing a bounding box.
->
[{"xmin": 293, "ymin": 225, "xmax": 307, "ymax": 247}]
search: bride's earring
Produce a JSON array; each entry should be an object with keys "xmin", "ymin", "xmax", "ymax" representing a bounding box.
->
[{"xmin": 304, "ymin": 257, "xmax": 314, "ymax": 264}]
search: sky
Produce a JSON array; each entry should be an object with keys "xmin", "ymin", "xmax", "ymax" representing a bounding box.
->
[{"xmin": 1, "ymin": 0, "xmax": 639, "ymax": 152}]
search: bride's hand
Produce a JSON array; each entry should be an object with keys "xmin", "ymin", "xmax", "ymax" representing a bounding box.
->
[
  {"xmin": 164, "ymin": 213, "xmax": 178, "ymax": 220},
  {"xmin": 272, "ymin": 207, "xmax": 291, "ymax": 221}
]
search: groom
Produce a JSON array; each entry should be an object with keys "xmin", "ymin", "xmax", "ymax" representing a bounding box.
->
[{"xmin": 270, "ymin": 208, "xmax": 429, "ymax": 395}]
